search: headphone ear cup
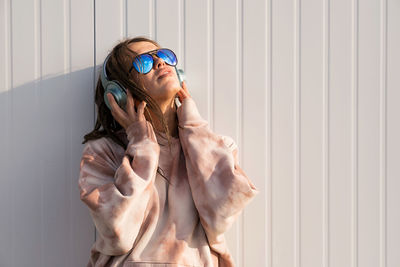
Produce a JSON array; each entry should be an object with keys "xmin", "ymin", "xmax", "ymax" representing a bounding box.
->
[{"xmin": 104, "ymin": 81, "xmax": 127, "ymax": 111}]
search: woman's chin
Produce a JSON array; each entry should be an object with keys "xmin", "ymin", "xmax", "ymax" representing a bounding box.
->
[
  {"xmin": 159, "ymin": 79, "xmax": 181, "ymax": 93},
  {"xmin": 153, "ymin": 87, "xmax": 180, "ymax": 103}
]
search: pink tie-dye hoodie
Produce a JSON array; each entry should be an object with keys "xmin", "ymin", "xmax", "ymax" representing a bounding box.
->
[{"xmin": 78, "ymin": 97, "xmax": 259, "ymax": 267}]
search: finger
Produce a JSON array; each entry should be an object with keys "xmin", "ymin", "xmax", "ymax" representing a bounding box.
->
[
  {"xmin": 182, "ymin": 81, "xmax": 188, "ymax": 92},
  {"xmin": 179, "ymin": 87, "xmax": 189, "ymax": 99},
  {"xmin": 122, "ymin": 155, "xmax": 130, "ymax": 165},
  {"xmin": 126, "ymin": 90, "xmax": 136, "ymax": 118},
  {"xmin": 137, "ymin": 101, "xmax": 146, "ymax": 120},
  {"xmin": 121, "ymin": 155, "xmax": 132, "ymax": 168},
  {"xmin": 176, "ymin": 91, "xmax": 183, "ymax": 101},
  {"xmin": 181, "ymin": 81, "xmax": 190, "ymax": 96},
  {"xmin": 107, "ymin": 93, "xmax": 117, "ymax": 111},
  {"xmin": 177, "ymin": 90, "xmax": 186, "ymax": 102}
]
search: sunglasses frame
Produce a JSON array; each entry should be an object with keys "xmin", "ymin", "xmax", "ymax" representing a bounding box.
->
[{"xmin": 129, "ymin": 48, "xmax": 178, "ymax": 74}]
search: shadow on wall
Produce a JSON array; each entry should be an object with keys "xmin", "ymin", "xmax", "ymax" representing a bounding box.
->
[{"xmin": 0, "ymin": 67, "xmax": 99, "ymax": 267}]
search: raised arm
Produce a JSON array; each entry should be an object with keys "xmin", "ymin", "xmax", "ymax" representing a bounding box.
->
[
  {"xmin": 78, "ymin": 120, "xmax": 160, "ymax": 255},
  {"xmin": 176, "ymin": 97, "xmax": 259, "ymax": 247}
]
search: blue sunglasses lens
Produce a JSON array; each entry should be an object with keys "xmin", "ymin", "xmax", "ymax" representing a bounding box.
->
[
  {"xmin": 133, "ymin": 54, "xmax": 153, "ymax": 74},
  {"xmin": 133, "ymin": 49, "xmax": 177, "ymax": 74},
  {"xmin": 157, "ymin": 49, "xmax": 177, "ymax": 66}
]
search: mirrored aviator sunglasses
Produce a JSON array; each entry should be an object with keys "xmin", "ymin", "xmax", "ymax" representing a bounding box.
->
[{"xmin": 129, "ymin": 48, "xmax": 178, "ymax": 74}]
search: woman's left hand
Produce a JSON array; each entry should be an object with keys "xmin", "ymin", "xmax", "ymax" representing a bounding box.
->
[{"xmin": 176, "ymin": 81, "xmax": 191, "ymax": 103}]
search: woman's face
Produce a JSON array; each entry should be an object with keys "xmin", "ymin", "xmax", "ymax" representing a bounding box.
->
[{"xmin": 128, "ymin": 41, "xmax": 181, "ymax": 104}]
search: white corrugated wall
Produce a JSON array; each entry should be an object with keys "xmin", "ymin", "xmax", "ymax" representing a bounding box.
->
[{"xmin": 1, "ymin": 0, "xmax": 399, "ymax": 266}]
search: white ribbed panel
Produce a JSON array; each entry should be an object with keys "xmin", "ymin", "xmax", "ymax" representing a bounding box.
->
[
  {"xmin": 272, "ymin": 0, "xmax": 296, "ymax": 266},
  {"xmin": 386, "ymin": 1, "xmax": 400, "ymax": 267},
  {"xmin": 0, "ymin": 0, "xmax": 399, "ymax": 266},
  {"xmin": 330, "ymin": 0, "xmax": 353, "ymax": 266},
  {"xmin": 351, "ymin": 0, "xmax": 360, "ymax": 266},
  {"xmin": 127, "ymin": 0, "xmax": 153, "ymax": 38},
  {"xmin": 242, "ymin": 0, "xmax": 268, "ymax": 266},
  {"xmin": 213, "ymin": 0, "xmax": 242, "ymax": 263},
  {"xmin": 185, "ymin": 0, "xmax": 211, "ymax": 123},
  {"xmin": 379, "ymin": 1, "xmax": 387, "ymax": 267},
  {"xmin": 0, "ymin": 2, "xmax": 12, "ymax": 267},
  {"xmin": 322, "ymin": 0, "xmax": 330, "ymax": 267}
]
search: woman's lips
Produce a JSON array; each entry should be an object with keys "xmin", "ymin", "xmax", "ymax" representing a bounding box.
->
[{"xmin": 157, "ymin": 70, "xmax": 173, "ymax": 80}]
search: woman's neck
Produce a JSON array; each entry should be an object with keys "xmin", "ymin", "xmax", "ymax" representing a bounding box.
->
[{"xmin": 145, "ymin": 98, "xmax": 178, "ymax": 138}]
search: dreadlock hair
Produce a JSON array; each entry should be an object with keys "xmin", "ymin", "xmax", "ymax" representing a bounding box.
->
[{"xmin": 82, "ymin": 36, "xmax": 177, "ymax": 185}]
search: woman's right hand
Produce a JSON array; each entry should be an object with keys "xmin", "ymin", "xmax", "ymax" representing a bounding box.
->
[{"xmin": 107, "ymin": 90, "xmax": 147, "ymax": 130}]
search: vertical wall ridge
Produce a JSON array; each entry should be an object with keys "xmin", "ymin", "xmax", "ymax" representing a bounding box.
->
[
  {"xmin": 35, "ymin": 0, "xmax": 42, "ymax": 80},
  {"xmin": 63, "ymin": 0, "xmax": 71, "ymax": 73},
  {"xmin": 35, "ymin": 0, "xmax": 44, "ymax": 265},
  {"xmin": 208, "ymin": 0, "xmax": 214, "ymax": 128},
  {"xmin": 153, "ymin": 0, "xmax": 157, "ymax": 41},
  {"xmin": 236, "ymin": 0, "xmax": 244, "ymax": 264},
  {"xmin": 183, "ymin": 0, "xmax": 186, "ymax": 70},
  {"xmin": 120, "ymin": 0, "xmax": 123, "ymax": 38},
  {"xmin": 4, "ymin": 0, "xmax": 12, "ymax": 91},
  {"xmin": 322, "ymin": 0, "xmax": 331, "ymax": 266},
  {"xmin": 6, "ymin": 1, "xmax": 14, "ymax": 265},
  {"xmin": 124, "ymin": 0, "xmax": 127, "ymax": 37},
  {"xmin": 351, "ymin": 0, "xmax": 359, "ymax": 266},
  {"xmin": 266, "ymin": 0, "xmax": 272, "ymax": 266},
  {"xmin": 179, "ymin": 0, "xmax": 184, "ymax": 69},
  {"xmin": 379, "ymin": 0, "xmax": 388, "ymax": 266},
  {"xmin": 148, "ymin": 0, "xmax": 153, "ymax": 38},
  {"xmin": 64, "ymin": 0, "xmax": 72, "ymax": 264},
  {"xmin": 294, "ymin": 0, "xmax": 301, "ymax": 265}
]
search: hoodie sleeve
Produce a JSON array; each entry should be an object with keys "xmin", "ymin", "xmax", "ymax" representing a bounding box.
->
[
  {"xmin": 78, "ymin": 120, "xmax": 160, "ymax": 255},
  {"xmin": 176, "ymin": 97, "xmax": 259, "ymax": 246}
]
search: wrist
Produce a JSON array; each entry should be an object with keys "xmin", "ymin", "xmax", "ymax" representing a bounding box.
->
[{"xmin": 177, "ymin": 98, "xmax": 207, "ymax": 127}]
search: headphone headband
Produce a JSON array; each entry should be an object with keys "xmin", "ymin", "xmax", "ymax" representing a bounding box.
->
[{"xmin": 100, "ymin": 53, "xmax": 112, "ymax": 88}]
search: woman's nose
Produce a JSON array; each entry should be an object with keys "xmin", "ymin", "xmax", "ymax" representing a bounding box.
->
[{"xmin": 153, "ymin": 56, "xmax": 166, "ymax": 69}]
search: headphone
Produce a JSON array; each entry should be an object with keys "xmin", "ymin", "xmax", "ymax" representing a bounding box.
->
[{"xmin": 101, "ymin": 53, "xmax": 186, "ymax": 111}]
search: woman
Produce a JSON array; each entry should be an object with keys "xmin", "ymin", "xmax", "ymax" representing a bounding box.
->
[{"xmin": 79, "ymin": 36, "xmax": 259, "ymax": 267}]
